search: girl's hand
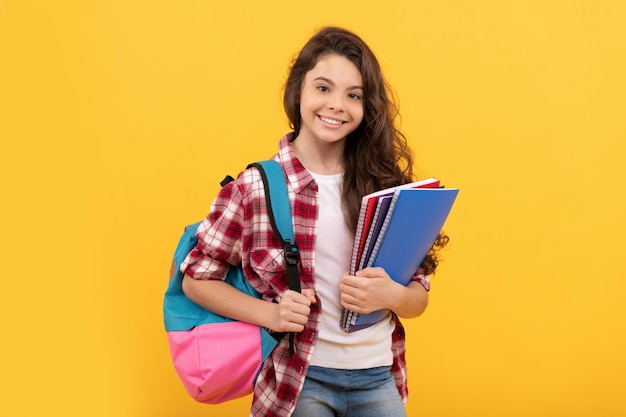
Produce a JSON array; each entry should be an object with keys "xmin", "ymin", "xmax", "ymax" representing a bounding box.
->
[
  {"xmin": 268, "ymin": 289, "xmax": 317, "ymax": 333},
  {"xmin": 339, "ymin": 267, "xmax": 399, "ymax": 314}
]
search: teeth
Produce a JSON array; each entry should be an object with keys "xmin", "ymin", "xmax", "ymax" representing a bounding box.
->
[{"xmin": 320, "ymin": 116, "xmax": 343, "ymax": 125}]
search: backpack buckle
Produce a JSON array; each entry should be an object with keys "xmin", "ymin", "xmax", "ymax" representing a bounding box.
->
[{"xmin": 283, "ymin": 239, "xmax": 300, "ymax": 265}]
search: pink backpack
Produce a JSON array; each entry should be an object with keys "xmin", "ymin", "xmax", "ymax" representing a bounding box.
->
[{"xmin": 163, "ymin": 161, "xmax": 300, "ymax": 404}]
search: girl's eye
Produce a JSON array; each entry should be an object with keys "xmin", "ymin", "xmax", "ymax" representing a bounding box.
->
[
  {"xmin": 349, "ymin": 93, "xmax": 362, "ymax": 100},
  {"xmin": 317, "ymin": 85, "xmax": 329, "ymax": 92}
]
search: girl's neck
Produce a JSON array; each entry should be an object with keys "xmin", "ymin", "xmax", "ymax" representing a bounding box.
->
[{"xmin": 291, "ymin": 135, "xmax": 345, "ymax": 175}]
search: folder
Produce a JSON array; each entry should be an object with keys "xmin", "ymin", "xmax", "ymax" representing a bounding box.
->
[{"xmin": 341, "ymin": 186, "xmax": 459, "ymax": 332}]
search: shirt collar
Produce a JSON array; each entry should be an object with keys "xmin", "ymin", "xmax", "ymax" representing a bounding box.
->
[{"xmin": 276, "ymin": 132, "xmax": 316, "ymax": 194}]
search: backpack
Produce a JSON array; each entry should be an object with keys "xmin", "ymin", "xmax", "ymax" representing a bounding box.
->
[{"xmin": 163, "ymin": 160, "xmax": 301, "ymax": 404}]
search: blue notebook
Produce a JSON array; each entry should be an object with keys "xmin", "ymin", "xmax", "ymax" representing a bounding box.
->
[
  {"xmin": 348, "ymin": 178, "xmax": 440, "ymax": 275},
  {"xmin": 343, "ymin": 187, "xmax": 459, "ymax": 332}
]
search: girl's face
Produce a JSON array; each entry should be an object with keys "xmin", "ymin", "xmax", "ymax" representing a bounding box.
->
[{"xmin": 297, "ymin": 54, "xmax": 364, "ymax": 147}]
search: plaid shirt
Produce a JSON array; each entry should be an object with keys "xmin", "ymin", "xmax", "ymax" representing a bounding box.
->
[{"xmin": 182, "ymin": 133, "xmax": 430, "ymax": 417}]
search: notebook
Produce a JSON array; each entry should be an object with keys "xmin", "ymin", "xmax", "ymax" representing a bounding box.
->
[{"xmin": 342, "ymin": 186, "xmax": 459, "ymax": 332}]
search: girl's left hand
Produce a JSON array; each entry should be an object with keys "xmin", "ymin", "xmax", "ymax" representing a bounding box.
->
[{"xmin": 339, "ymin": 267, "xmax": 399, "ymax": 314}]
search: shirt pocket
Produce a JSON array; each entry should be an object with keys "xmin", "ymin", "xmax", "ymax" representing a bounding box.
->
[{"xmin": 250, "ymin": 248, "xmax": 287, "ymax": 274}]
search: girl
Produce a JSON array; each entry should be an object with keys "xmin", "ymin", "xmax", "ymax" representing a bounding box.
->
[{"xmin": 181, "ymin": 26, "xmax": 448, "ymax": 417}]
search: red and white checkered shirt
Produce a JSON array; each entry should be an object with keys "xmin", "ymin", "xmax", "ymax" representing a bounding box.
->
[{"xmin": 182, "ymin": 133, "xmax": 430, "ymax": 417}]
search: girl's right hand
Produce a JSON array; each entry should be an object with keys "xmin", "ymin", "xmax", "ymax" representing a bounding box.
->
[{"xmin": 269, "ymin": 289, "xmax": 316, "ymax": 333}]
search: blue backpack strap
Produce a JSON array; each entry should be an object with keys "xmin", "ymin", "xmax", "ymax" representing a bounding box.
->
[
  {"xmin": 248, "ymin": 160, "xmax": 301, "ymax": 294},
  {"xmin": 249, "ymin": 160, "xmax": 301, "ymax": 356}
]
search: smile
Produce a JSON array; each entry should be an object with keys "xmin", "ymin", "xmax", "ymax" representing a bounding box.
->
[{"xmin": 318, "ymin": 115, "xmax": 345, "ymax": 126}]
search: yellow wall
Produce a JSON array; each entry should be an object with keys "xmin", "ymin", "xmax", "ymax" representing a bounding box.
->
[{"xmin": 1, "ymin": 1, "xmax": 625, "ymax": 416}]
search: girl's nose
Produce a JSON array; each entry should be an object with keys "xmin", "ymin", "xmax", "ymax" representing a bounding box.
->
[{"xmin": 328, "ymin": 94, "xmax": 345, "ymax": 112}]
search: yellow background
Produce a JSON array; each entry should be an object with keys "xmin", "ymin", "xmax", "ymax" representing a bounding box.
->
[{"xmin": 1, "ymin": 1, "xmax": 625, "ymax": 416}]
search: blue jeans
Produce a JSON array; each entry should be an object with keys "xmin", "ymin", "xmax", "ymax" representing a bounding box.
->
[{"xmin": 291, "ymin": 365, "xmax": 407, "ymax": 417}]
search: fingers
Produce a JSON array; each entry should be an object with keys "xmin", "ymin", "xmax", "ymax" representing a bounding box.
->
[
  {"xmin": 354, "ymin": 266, "xmax": 386, "ymax": 278},
  {"xmin": 340, "ymin": 272, "xmax": 359, "ymax": 289},
  {"xmin": 338, "ymin": 268, "xmax": 382, "ymax": 295},
  {"xmin": 273, "ymin": 290, "xmax": 314, "ymax": 333},
  {"xmin": 283, "ymin": 289, "xmax": 315, "ymax": 306},
  {"xmin": 341, "ymin": 268, "xmax": 389, "ymax": 292},
  {"xmin": 301, "ymin": 288, "xmax": 317, "ymax": 304},
  {"xmin": 340, "ymin": 273, "xmax": 364, "ymax": 312},
  {"xmin": 340, "ymin": 269, "xmax": 391, "ymax": 314}
]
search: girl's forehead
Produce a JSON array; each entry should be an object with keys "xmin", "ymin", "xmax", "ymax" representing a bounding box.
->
[{"xmin": 306, "ymin": 54, "xmax": 362, "ymax": 84}]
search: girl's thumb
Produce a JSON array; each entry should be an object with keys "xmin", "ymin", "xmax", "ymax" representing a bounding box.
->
[{"xmin": 301, "ymin": 288, "xmax": 317, "ymax": 304}]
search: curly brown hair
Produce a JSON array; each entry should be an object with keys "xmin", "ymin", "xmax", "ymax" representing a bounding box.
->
[{"xmin": 284, "ymin": 26, "xmax": 448, "ymax": 276}]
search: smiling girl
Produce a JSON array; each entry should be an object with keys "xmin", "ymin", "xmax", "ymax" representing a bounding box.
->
[{"xmin": 181, "ymin": 26, "xmax": 448, "ymax": 417}]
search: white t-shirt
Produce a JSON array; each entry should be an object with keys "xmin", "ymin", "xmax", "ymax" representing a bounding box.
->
[{"xmin": 308, "ymin": 171, "xmax": 394, "ymax": 369}]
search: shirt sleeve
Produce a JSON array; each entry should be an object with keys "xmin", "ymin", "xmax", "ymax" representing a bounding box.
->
[
  {"xmin": 411, "ymin": 271, "xmax": 430, "ymax": 291},
  {"xmin": 180, "ymin": 180, "xmax": 245, "ymax": 280}
]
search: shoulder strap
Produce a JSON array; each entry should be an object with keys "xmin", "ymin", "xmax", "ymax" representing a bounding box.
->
[
  {"xmin": 248, "ymin": 160, "xmax": 301, "ymax": 295},
  {"xmin": 249, "ymin": 160, "xmax": 301, "ymax": 356}
]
